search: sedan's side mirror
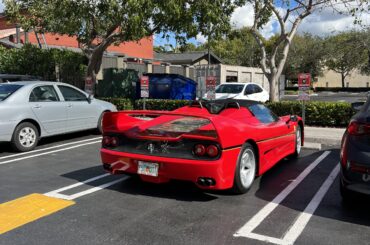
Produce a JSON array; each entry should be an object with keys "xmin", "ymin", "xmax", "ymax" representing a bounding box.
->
[
  {"xmin": 87, "ymin": 94, "xmax": 94, "ymax": 103},
  {"xmin": 351, "ymin": 101, "xmax": 365, "ymax": 112}
]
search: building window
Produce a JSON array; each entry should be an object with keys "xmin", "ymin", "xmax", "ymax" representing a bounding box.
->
[
  {"xmin": 346, "ymin": 82, "xmax": 349, "ymax": 88},
  {"xmin": 326, "ymin": 82, "xmax": 329, "ymax": 88},
  {"xmin": 367, "ymin": 82, "xmax": 369, "ymax": 88},
  {"xmin": 226, "ymin": 76, "xmax": 238, "ymax": 83}
]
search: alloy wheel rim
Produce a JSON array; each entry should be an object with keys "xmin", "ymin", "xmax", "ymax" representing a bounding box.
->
[
  {"xmin": 296, "ymin": 128, "xmax": 301, "ymax": 154},
  {"xmin": 19, "ymin": 127, "xmax": 36, "ymax": 148},
  {"xmin": 240, "ymin": 148, "xmax": 256, "ymax": 188}
]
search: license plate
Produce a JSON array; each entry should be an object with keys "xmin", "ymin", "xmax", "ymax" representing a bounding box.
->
[{"xmin": 137, "ymin": 161, "xmax": 159, "ymax": 177}]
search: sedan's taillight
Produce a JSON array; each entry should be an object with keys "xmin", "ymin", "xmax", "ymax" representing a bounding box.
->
[{"xmin": 348, "ymin": 121, "xmax": 370, "ymax": 135}]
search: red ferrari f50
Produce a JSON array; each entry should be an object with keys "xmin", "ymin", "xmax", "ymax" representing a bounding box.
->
[{"xmin": 100, "ymin": 99, "xmax": 303, "ymax": 193}]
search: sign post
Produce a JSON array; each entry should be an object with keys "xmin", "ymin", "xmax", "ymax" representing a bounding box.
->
[
  {"xmin": 205, "ymin": 76, "xmax": 217, "ymax": 100},
  {"xmin": 297, "ymin": 73, "xmax": 311, "ymax": 123},
  {"xmin": 140, "ymin": 76, "xmax": 149, "ymax": 110},
  {"xmin": 84, "ymin": 76, "xmax": 93, "ymax": 95}
]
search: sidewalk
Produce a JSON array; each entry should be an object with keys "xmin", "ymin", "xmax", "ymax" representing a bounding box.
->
[{"xmin": 303, "ymin": 126, "xmax": 345, "ymax": 150}]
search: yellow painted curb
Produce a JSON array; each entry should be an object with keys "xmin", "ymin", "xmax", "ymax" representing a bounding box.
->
[{"xmin": 0, "ymin": 193, "xmax": 75, "ymax": 235}]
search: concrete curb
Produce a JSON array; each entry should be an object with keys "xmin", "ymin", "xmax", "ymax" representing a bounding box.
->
[{"xmin": 302, "ymin": 142, "xmax": 322, "ymax": 150}]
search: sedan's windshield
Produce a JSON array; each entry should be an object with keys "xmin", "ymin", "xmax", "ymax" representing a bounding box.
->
[
  {"xmin": 215, "ymin": 84, "xmax": 244, "ymax": 94},
  {"xmin": 0, "ymin": 84, "xmax": 23, "ymax": 101}
]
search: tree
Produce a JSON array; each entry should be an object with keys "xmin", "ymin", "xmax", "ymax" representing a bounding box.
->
[
  {"xmin": 324, "ymin": 31, "xmax": 368, "ymax": 88},
  {"xmin": 5, "ymin": 0, "xmax": 244, "ymax": 87},
  {"xmin": 284, "ymin": 33, "xmax": 326, "ymax": 82},
  {"xmin": 207, "ymin": 27, "xmax": 261, "ymax": 67},
  {"xmin": 247, "ymin": 0, "xmax": 365, "ymax": 101}
]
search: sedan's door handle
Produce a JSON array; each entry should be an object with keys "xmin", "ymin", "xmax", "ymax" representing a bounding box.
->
[
  {"xmin": 67, "ymin": 104, "xmax": 73, "ymax": 108},
  {"xmin": 33, "ymin": 104, "xmax": 41, "ymax": 109}
]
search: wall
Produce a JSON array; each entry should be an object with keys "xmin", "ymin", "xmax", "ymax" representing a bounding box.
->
[{"xmin": 317, "ymin": 68, "xmax": 370, "ymax": 88}]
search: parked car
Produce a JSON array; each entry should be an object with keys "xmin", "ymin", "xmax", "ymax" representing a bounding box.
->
[
  {"xmin": 0, "ymin": 74, "xmax": 40, "ymax": 83},
  {"xmin": 100, "ymin": 99, "xmax": 303, "ymax": 194},
  {"xmin": 0, "ymin": 81, "xmax": 117, "ymax": 152},
  {"xmin": 340, "ymin": 95, "xmax": 370, "ymax": 200},
  {"xmin": 203, "ymin": 82, "xmax": 269, "ymax": 102}
]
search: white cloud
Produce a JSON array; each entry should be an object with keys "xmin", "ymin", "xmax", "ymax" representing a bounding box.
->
[
  {"xmin": 0, "ymin": 1, "xmax": 4, "ymax": 12},
  {"xmin": 230, "ymin": 2, "xmax": 370, "ymax": 38},
  {"xmin": 196, "ymin": 33, "xmax": 207, "ymax": 44}
]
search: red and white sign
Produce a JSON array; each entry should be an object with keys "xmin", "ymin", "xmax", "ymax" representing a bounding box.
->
[
  {"xmin": 298, "ymin": 73, "xmax": 311, "ymax": 89},
  {"xmin": 140, "ymin": 76, "xmax": 149, "ymax": 98},
  {"xmin": 206, "ymin": 76, "xmax": 217, "ymax": 100},
  {"xmin": 84, "ymin": 76, "xmax": 93, "ymax": 94}
]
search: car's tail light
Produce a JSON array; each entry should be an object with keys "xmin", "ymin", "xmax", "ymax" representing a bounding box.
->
[
  {"xmin": 349, "ymin": 161, "xmax": 370, "ymax": 174},
  {"xmin": 206, "ymin": 145, "xmax": 219, "ymax": 157},
  {"xmin": 348, "ymin": 121, "xmax": 370, "ymax": 135},
  {"xmin": 102, "ymin": 136, "xmax": 119, "ymax": 147},
  {"xmin": 194, "ymin": 144, "xmax": 206, "ymax": 156}
]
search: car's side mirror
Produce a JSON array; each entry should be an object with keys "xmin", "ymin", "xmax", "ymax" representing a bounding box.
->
[
  {"xmin": 351, "ymin": 101, "xmax": 365, "ymax": 112},
  {"xmin": 87, "ymin": 94, "xmax": 93, "ymax": 103},
  {"xmin": 286, "ymin": 115, "xmax": 298, "ymax": 124}
]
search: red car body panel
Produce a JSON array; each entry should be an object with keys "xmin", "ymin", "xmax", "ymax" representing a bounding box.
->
[{"xmin": 100, "ymin": 102, "xmax": 303, "ymax": 190}]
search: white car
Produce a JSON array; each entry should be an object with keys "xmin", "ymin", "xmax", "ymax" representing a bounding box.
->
[
  {"xmin": 204, "ymin": 82, "xmax": 269, "ymax": 102},
  {"xmin": 0, "ymin": 81, "xmax": 117, "ymax": 152}
]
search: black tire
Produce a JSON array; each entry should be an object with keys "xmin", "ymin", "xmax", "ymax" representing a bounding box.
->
[
  {"xmin": 231, "ymin": 143, "xmax": 257, "ymax": 194},
  {"xmin": 97, "ymin": 111, "xmax": 108, "ymax": 134},
  {"xmin": 292, "ymin": 125, "xmax": 302, "ymax": 158},
  {"xmin": 11, "ymin": 122, "xmax": 39, "ymax": 152}
]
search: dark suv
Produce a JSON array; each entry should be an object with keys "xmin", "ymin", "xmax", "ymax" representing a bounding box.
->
[{"xmin": 340, "ymin": 94, "xmax": 370, "ymax": 200}]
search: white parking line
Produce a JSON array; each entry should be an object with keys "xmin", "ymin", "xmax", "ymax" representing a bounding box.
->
[
  {"xmin": 0, "ymin": 140, "xmax": 101, "ymax": 165},
  {"xmin": 0, "ymin": 136, "xmax": 102, "ymax": 160},
  {"xmin": 283, "ymin": 164, "xmax": 340, "ymax": 244},
  {"xmin": 234, "ymin": 150, "xmax": 332, "ymax": 244},
  {"xmin": 45, "ymin": 173, "xmax": 129, "ymax": 200}
]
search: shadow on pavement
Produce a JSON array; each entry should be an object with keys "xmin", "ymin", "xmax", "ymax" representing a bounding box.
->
[{"xmin": 61, "ymin": 165, "xmax": 218, "ymax": 202}]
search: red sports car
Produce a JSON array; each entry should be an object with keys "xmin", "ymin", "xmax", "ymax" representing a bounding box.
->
[{"xmin": 100, "ymin": 99, "xmax": 304, "ymax": 193}]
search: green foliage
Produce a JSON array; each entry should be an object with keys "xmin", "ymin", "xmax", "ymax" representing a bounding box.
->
[
  {"xmin": 324, "ymin": 31, "xmax": 368, "ymax": 87},
  {"xmin": 99, "ymin": 97, "xmax": 133, "ymax": 110},
  {"xmin": 267, "ymin": 101, "xmax": 355, "ymax": 127},
  {"xmin": 5, "ymin": 0, "xmax": 245, "ymax": 79},
  {"xmin": 134, "ymin": 99, "xmax": 189, "ymax": 111},
  {"xmin": 0, "ymin": 44, "xmax": 87, "ymax": 85},
  {"xmin": 284, "ymin": 34, "xmax": 326, "ymax": 81}
]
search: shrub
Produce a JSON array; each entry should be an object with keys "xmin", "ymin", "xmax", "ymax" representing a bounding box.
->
[
  {"xmin": 99, "ymin": 97, "xmax": 133, "ymax": 110},
  {"xmin": 134, "ymin": 99, "xmax": 189, "ymax": 110},
  {"xmin": 267, "ymin": 101, "xmax": 355, "ymax": 127}
]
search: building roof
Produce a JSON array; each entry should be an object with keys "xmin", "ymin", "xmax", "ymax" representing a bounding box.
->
[{"xmin": 154, "ymin": 51, "xmax": 222, "ymax": 65}]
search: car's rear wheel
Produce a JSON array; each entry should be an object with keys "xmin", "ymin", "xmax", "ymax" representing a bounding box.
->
[
  {"xmin": 232, "ymin": 143, "xmax": 257, "ymax": 194},
  {"xmin": 11, "ymin": 122, "xmax": 39, "ymax": 152}
]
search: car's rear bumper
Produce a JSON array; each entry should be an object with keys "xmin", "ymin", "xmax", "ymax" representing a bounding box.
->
[
  {"xmin": 100, "ymin": 148, "xmax": 241, "ymax": 190},
  {"xmin": 0, "ymin": 120, "xmax": 16, "ymax": 142},
  {"xmin": 340, "ymin": 134, "xmax": 370, "ymax": 195}
]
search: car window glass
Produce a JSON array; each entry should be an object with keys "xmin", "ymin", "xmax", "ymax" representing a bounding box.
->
[
  {"xmin": 253, "ymin": 84, "xmax": 263, "ymax": 93},
  {"xmin": 0, "ymin": 84, "xmax": 23, "ymax": 101},
  {"xmin": 58, "ymin": 85, "xmax": 87, "ymax": 101},
  {"xmin": 215, "ymin": 84, "xmax": 244, "ymax": 94},
  {"xmin": 245, "ymin": 85, "xmax": 254, "ymax": 95},
  {"xmin": 29, "ymin": 85, "xmax": 59, "ymax": 102},
  {"xmin": 248, "ymin": 104, "xmax": 279, "ymax": 123}
]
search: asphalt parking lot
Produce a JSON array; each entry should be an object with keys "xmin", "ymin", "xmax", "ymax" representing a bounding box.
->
[{"xmin": 1, "ymin": 132, "xmax": 370, "ymax": 245}]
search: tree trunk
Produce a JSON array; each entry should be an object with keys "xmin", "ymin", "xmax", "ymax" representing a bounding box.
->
[
  {"xmin": 341, "ymin": 72, "xmax": 345, "ymax": 88},
  {"xmin": 268, "ymin": 72, "xmax": 279, "ymax": 101}
]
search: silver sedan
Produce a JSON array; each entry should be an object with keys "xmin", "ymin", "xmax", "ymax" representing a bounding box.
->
[{"xmin": 0, "ymin": 81, "xmax": 117, "ymax": 152}]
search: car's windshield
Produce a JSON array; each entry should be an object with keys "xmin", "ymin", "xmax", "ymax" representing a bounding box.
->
[
  {"xmin": 215, "ymin": 84, "xmax": 244, "ymax": 94},
  {"xmin": 0, "ymin": 84, "xmax": 23, "ymax": 101}
]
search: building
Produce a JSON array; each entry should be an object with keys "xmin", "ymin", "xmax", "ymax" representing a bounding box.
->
[
  {"xmin": 317, "ymin": 68, "xmax": 370, "ymax": 88},
  {"xmin": 154, "ymin": 51, "xmax": 222, "ymax": 66}
]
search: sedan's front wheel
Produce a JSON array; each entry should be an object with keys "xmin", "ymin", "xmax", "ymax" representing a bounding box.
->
[
  {"xmin": 11, "ymin": 122, "xmax": 39, "ymax": 152},
  {"xmin": 232, "ymin": 143, "xmax": 257, "ymax": 194}
]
